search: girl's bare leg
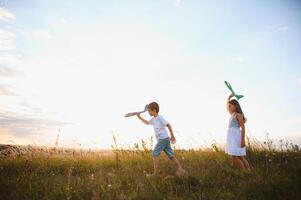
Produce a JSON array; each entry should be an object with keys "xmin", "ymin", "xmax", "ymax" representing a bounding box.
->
[
  {"xmin": 232, "ymin": 156, "xmax": 246, "ymax": 170},
  {"xmin": 240, "ymin": 156, "xmax": 251, "ymax": 170}
]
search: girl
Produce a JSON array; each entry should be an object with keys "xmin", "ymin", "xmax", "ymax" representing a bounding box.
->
[{"xmin": 226, "ymin": 94, "xmax": 251, "ymax": 170}]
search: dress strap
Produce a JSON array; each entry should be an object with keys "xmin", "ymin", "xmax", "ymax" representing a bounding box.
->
[{"xmin": 231, "ymin": 113, "xmax": 238, "ymax": 119}]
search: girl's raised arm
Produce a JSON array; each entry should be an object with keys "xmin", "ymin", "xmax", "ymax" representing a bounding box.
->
[{"xmin": 227, "ymin": 94, "xmax": 234, "ymax": 102}]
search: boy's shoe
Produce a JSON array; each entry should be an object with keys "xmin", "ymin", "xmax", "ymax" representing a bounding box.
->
[
  {"xmin": 146, "ymin": 173, "xmax": 159, "ymax": 178},
  {"xmin": 176, "ymin": 168, "xmax": 186, "ymax": 177},
  {"xmin": 146, "ymin": 169, "xmax": 162, "ymax": 178}
]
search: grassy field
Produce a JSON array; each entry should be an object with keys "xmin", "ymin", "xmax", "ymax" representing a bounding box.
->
[{"xmin": 0, "ymin": 139, "xmax": 300, "ymax": 200}]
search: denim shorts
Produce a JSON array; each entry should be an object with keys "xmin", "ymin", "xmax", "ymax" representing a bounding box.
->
[{"xmin": 152, "ymin": 137, "xmax": 175, "ymax": 158}]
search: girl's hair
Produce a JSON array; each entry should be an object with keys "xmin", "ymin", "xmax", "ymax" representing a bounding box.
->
[{"xmin": 228, "ymin": 99, "xmax": 247, "ymax": 123}]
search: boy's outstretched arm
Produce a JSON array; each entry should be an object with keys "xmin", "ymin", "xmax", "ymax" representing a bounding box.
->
[
  {"xmin": 136, "ymin": 114, "xmax": 150, "ymax": 125},
  {"xmin": 167, "ymin": 124, "xmax": 176, "ymax": 143}
]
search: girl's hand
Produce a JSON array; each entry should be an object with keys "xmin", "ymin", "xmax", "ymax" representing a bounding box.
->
[
  {"xmin": 170, "ymin": 136, "xmax": 176, "ymax": 144},
  {"xmin": 228, "ymin": 94, "xmax": 234, "ymax": 101},
  {"xmin": 229, "ymin": 93, "xmax": 234, "ymax": 98},
  {"xmin": 241, "ymin": 140, "xmax": 245, "ymax": 148}
]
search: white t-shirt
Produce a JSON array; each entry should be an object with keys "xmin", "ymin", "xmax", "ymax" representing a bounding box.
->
[{"xmin": 148, "ymin": 115, "xmax": 169, "ymax": 140}]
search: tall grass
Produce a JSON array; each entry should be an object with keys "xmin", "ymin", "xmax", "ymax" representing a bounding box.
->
[{"xmin": 0, "ymin": 137, "xmax": 300, "ymax": 200}]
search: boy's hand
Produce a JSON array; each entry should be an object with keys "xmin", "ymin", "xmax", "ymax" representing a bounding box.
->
[
  {"xmin": 136, "ymin": 113, "xmax": 150, "ymax": 125},
  {"xmin": 241, "ymin": 140, "xmax": 245, "ymax": 148},
  {"xmin": 170, "ymin": 136, "xmax": 176, "ymax": 144}
]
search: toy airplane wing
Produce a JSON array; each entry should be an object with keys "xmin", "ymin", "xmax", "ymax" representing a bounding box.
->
[
  {"xmin": 235, "ymin": 94, "xmax": 244, "ymax": 100},
  {"xmin": 124, "ymin": 104, "xmax": 148, "ymax": 117},
  {"xmin": 124, "ymin": 112, "xmax": 138, "ymax": 117},
  {"xmin": 224, "ymin": 81, "xmax": 244, "ymax": 100}
]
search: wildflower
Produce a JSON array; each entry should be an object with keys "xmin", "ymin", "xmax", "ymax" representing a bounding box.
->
[{"xmin": 90, "ymin": 173, "xmax": 95, "ymax": 180}]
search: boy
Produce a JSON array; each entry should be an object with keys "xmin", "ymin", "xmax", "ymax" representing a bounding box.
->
[{"xmin": 136, "ymin": 102, "xmax": 186, "ymax": 177}]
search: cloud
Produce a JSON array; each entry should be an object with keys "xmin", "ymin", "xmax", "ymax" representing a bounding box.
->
[
  {"xmin": 0, "ymin": 84, "xmax": 17, "ymax": 96},
  {"xmin": 275, "ymin": 25, "xmax": 289, "ymax": 32},
  {"xmin": 0, "ymin": 111, "xmax": 68, "ymax": 139},
  {"xmin": 0, "ymin": 29, "xmax": 15, "ymax": 51},
  {"xmin": 0, "ymin": 115, "xmax": 65, "ymax": 129},
  {"xmin": 0, "ymin": 53, "xmax": 23, "ymax": 67},
  {"xmin": 298, "ymin": 78, "xmax": 301, "ymax": 87},
  {"xmin": 58, "ymin": 18, "xmax": 68, "ymax": 25},
  {"xmin": 227, "ymin": 55, "xmax": 246, "ymax": 63},
  {"xmin": 288, "ymin": 11, "xmax": 300, "ymax": 16},
  {"xmin": 0, "ymin": 65, "xmax": 18, "ymax": 77},
  {"xmin": 175, "ymin": 0, "xmax": 182, "ymax": 8},
  {"xmin": 0, "ymin": 128, "xmax": 32, "ymax": 145},
  {"xmin": 0, "ymin": 7, "xmax": 15, "ymax": 21},
  {"xmin": 20, "ymin": 29, "xmax": 54, "ymax": 41},
  {"xmin": 286, "ymin": 117, "xmax": 301, "ymax": 126},
  {"xmin": 34, "ymin": 29, "xmax": 54, "ymax": 40}
]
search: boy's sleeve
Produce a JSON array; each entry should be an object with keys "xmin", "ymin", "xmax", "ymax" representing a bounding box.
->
[
  {"xmin": 148, "ymin": 118, "xmax": 153, "ymax": 125},
  {"xmin": 159, "ymin": 116, "xmax": 169, "ymax": 126}
]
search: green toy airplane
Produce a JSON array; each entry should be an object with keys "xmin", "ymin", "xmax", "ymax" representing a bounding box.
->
[{"xmin": 224, "ymin": 81, "xmax": 244, "ymax": 100}]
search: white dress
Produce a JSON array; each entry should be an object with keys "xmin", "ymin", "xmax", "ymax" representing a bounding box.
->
[{"xmin": 225, "ymin": 114, "xmax": 246, "ymax": 156}]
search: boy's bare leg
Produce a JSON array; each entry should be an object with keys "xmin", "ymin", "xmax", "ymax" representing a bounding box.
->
[
  {"xmin": 153, "ymin": 156, "xmax": 160, "ymax": 175},
  {"xmin": 170, "ymin": 157, "xmax": 183, "ymax": 170},
  {"xmin": 240, "ymin": 156, "xmax": 251, "ymax": 170},
  {"xmin": 232, "ymin": 156, "xmax": 246, "ymax": 170},
  {"xmin": 170, "ymin": 157, "xmax": 186, "ymax": 177}
]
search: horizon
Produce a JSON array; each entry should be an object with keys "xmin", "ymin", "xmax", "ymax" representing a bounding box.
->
[{"xmin": 0, "ymin": 0, "xmax": 301, "ymax": 149}]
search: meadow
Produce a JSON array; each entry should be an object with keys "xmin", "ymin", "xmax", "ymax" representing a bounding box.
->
[{"xmin": 0, "ymin": 138, "xmax": 300, "ymax": 200}]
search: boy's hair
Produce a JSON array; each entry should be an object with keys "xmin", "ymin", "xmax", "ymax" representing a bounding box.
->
[
  {"xmin": 148, "ymin": 102, "xmax": 159, "ymax": 113},
  {"xmin": 228, "ymin": 99, "xmax": 247, "ymax": 123}
]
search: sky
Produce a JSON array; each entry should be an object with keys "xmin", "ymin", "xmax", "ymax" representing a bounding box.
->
[{"xmin": 0, "ymin": 0, "xmax": 301, "ymax": 149}]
